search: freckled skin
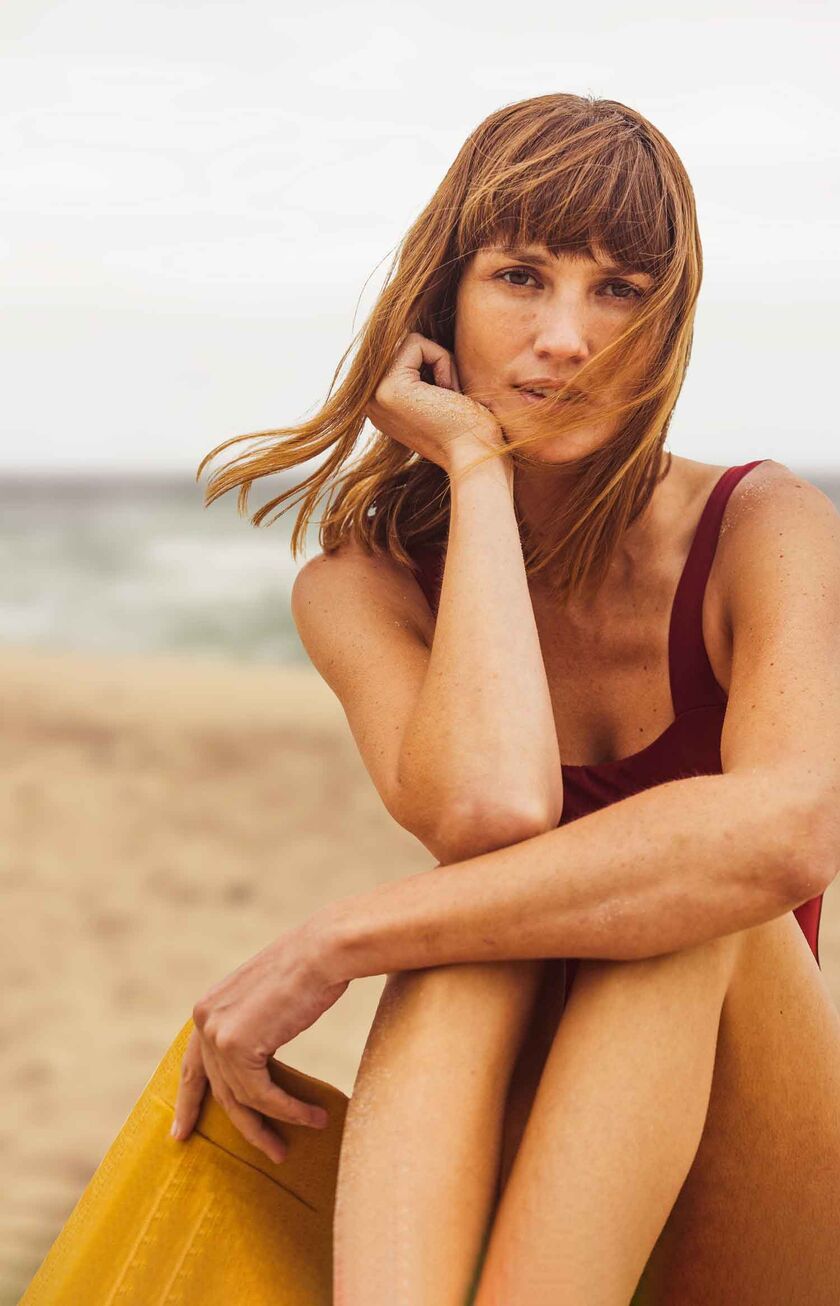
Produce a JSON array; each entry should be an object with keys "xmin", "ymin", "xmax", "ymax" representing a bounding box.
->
[{"xmin": 450, "ymin": 242, "xmax": 657, "ymax": 538}]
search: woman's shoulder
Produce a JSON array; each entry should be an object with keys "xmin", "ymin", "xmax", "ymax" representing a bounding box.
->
[
  {"xmin": 678, "ymin": 455, "xmax": 796, "ymax": 524},
  {"xmin": 685, "ymin": 454, "xmax": 798, "ymax": 486},
  {"xmin": 715, "ymin": 458, "xmax": 825, "ymax": 526},
  {"xmin": 295, "ymin": 532, "xmax": 441, "ymax": 627},
  {"xmin": 711, "ymin": 457, "xmax": 838, "ymax": 624}
]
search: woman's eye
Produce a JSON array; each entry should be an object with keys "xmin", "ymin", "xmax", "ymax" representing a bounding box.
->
[
  {"xmin": 498, "ymin": 268, "xmax": 539, "ymax": 289},
  {"xmin": 498, "ymin": 269, "xmax": 644, "ymax": 300},
  {"xmin": 602, "ymin": 280, "xmax": 644, "ymax": 300}
]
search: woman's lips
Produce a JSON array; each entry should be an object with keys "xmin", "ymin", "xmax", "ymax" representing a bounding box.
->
[{"xmin": 517, "ymin": 387, "xmax": 570, "ymax": 403}]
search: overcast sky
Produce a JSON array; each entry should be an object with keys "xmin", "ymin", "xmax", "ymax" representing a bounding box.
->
[{"xmin": 2, "ymin": 0, "xmax": 837, "ymax": 475}]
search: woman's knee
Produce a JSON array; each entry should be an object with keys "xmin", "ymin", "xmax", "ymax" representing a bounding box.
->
[
  {"xmin": 380, "ymin": 958, "xmax": 547, "ymax": 1038},
  {"xmin": 572, "ymin": 929, "xmax": 748, "ymax": 995},
  {"xmin": 356, "ymin": 958, "xmax": 548, "ymax": 1095}
]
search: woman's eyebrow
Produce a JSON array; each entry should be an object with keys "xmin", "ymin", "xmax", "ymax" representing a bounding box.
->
[{"xmin": 490, "ymin": 245, "xmax": 649, "ymax": 278}]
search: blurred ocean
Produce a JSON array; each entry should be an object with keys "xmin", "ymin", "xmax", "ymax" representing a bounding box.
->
[
  {"xmin": 0, "ymin": 472, "xmax": 318, "ymax": 665},
  {"xmin": 1, "ymin": 466, "xmax": 837, "ymax": 666}
]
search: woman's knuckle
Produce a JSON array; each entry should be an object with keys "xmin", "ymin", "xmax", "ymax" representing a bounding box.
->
[{"xmin": 249, "ymin": 1087, "xmax": 274, "ymax": 1113}]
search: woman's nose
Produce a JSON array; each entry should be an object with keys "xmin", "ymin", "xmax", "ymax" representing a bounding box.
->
[
  {"xmin": 533, "ymin": 322, "xmax": 590, "ymax": 368},
  {"xmin": 530, "ymin": 304, "xmax": 591, "ymax": 363}
]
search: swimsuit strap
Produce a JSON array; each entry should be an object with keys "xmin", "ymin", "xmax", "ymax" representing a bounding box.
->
[{"xmin": 668, "ymin": 460, "xmax": 769, "ymax": 715}]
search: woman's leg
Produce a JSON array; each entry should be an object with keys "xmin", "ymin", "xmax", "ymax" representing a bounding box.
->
[
  {"xmin": 473, "ymin": 930, "xmax": 746, "ymax": 1306},
  {"xmin": 332, "ymin": 957, "xmax": 547, "ymax": 1306},
  {"xmin": 639, "ymin": 910, "xmax": 840, "ymax": 1304}
]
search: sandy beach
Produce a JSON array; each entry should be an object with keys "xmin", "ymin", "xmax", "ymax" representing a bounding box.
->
[
  {"xmin": 3, "ymin": 645, "xmax": 838, "ymax": 1303},
  {"xmin": 0, "ymin": 646, "xmax": 434, "ymax": 1302}
]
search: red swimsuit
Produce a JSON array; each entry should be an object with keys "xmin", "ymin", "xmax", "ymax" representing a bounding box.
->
[{"xmin": 410, "ymin": 459, "xmax": 824, "ymax": 989}]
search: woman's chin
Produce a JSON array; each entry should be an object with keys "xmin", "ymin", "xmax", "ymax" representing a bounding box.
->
[{"xmin": 503, "ymin": 432, "xmax": 582, "ymax": 466}]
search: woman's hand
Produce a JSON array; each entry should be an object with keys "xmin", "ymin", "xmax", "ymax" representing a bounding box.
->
[
  {"xmin": 365, "ymin": 331, "xmax": 507, "ymax": 474},
  {"xmin": 171, "ymin": 921, "xmax": 349, "ymax": 1164}
]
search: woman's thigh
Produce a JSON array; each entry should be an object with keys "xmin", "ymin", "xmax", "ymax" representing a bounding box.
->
[
  {"xmin": 496, "ymin": 914, "xmax": 840, "ymax": 1305},
  {"xmin": 334, "ymin": 958, "xmax": 550, "ymax": 1287},
  {"xmin": 638, "ymin": 910, "xmax": 840, "ymax": 1304}
]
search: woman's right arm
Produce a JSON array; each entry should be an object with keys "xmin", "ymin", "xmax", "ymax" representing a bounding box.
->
[
  {"xmin": 398, "ymin": 446, "xmax": 563, "ymax": 847},
  {"xmin": 292, "ymin": 330, "xmax": 563, "ymax": 861},
  {"xmin": 291, "ymin": 456, "xmax": 563, "ymax": 866}
]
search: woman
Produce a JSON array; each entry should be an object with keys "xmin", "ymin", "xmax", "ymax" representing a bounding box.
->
[{"xmin": 25, "ymin": 94, "xmax": 840, "ymax": 1305}]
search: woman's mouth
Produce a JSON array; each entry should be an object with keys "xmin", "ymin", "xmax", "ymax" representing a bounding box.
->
[{"xmin": 517, "ymin": 387, "xmax": 569, "ymax": 403}]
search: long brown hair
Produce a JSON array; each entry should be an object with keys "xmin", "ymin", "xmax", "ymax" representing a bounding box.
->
[{"xmin": 196, "ymin": 92, "xmax": 701, "ymax": 604}]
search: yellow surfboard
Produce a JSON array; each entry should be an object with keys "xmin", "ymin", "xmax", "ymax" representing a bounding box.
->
[{"xmin": 19, "ymin": 1016, "xmax": 349, "ymax": 1306}]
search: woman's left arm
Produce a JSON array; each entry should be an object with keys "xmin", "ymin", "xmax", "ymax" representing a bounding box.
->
[{"xmin": 316, "ymin": 468, "xmax": 840, "ymax": 981}]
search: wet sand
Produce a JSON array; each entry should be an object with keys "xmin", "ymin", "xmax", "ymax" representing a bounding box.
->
[{"xmin": 2, "ymin": 645, "xmax": 837, "ymax": 1303}]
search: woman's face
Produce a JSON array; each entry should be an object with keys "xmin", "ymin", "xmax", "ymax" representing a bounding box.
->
[{"xmin": 453, "ymin": 241, "xmax": 655, "ymax": 464}]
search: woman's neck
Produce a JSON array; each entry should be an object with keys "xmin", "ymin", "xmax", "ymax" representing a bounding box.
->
[{"xmin": 514, "ymin": 450, "xmax": 679, "ymax": 594}]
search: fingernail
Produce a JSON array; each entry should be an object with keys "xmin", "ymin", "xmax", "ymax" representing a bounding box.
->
[
  {"xmin": 314, "ymin": 1110, "xmax": 329, "ymax": 1128},
  {"xmin": 170, "ymin": 1120, "xmax": 182, "ymax": 1139}
]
